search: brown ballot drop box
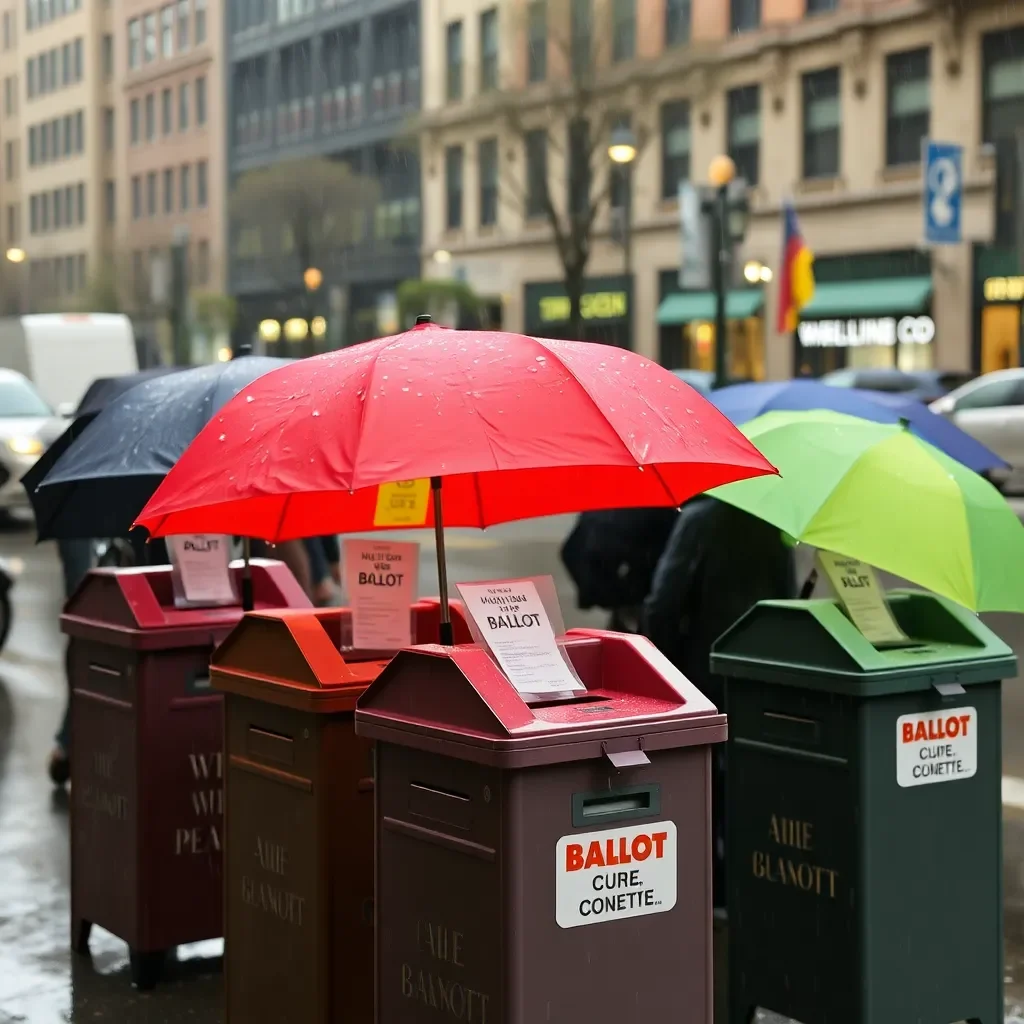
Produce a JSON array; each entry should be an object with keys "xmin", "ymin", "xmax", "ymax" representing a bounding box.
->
[
  {"xmin": 355, "ymin": 627, "xmax": 726, "ymax": 1024},
  {"xmin": 213, "ymin": 599, "xmax": 472, "ymax": 1024},
  {"xmin": 62, "ymin": 559, "xmax": 309, "ymax": 989}
]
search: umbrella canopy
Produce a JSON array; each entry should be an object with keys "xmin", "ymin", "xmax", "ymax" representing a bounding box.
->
[
  {"xmin": 30, "ymin": 357, "xmax": 291, "ymax": 540},
  {"xmin": 135, "ymin": 324, "xmax": 777, "ymax": 541},
  {"xmin": 709, "ymin": 409, "xmax": 1024, "ymax": 613},
  {"xmin": 711, "ymin": 380, "xmax": 1007, "ymax": 474}
]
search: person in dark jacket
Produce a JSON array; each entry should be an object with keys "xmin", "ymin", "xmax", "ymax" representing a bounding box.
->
[
  {"xmin": 642, "ymin": 495, "xmax": 797, "ymax": 908},
  {"xmin": 304, "ymin": 535, "xmax": 341, "ymax": 605}
]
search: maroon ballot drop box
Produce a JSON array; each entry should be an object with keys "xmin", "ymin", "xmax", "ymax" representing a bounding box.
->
[
  {"xmin": 355, "ymin": 627, "xmax": 726, "ymax": 1024},
  {"xmin": 61, "ymin": 559, "xmax": 310, "ymax": 989}
]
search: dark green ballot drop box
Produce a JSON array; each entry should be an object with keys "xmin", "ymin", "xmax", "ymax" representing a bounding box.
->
[{"xmin": 711, "ymin": 589, "xmax": 1017, "ymax": 1024}]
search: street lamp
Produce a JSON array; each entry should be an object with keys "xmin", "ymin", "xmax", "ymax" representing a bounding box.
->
[
  {"xmin": 608, "ymin": 125, "xmax": 637, "ymax": 346},
  {"xmin": 5, "ymin": 248, "xmax": 25, "ymax": 264},
  {"xmin": 608, "ymin": 126, "xmax": 638, "ymax": 166},
  {"xmin": 303, "ymin": 266, "xmax": 323, "ymax": 292},
  {"xmin": 303, "ymin": 266, "xmax": 323, "ymax": 355},
  {"xmin": 744, "ymin": 260, "xmax": 774, "ymax": 284}
]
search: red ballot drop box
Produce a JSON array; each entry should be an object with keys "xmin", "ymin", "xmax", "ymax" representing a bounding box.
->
[
  {"xmin": 61, "ymin": 559, "xmax": 309, "ymax": 989},
  {"xmin": 214, "ymin": 598, "xmax": 471, "ymax": 1024},
  {"xmin": 355, "ymin": 627, "xmax": 726, "ymax": 1024}
]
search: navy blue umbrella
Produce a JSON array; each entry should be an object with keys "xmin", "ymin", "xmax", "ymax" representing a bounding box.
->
[
  {"xmin": 28, "ymin": 357, "xmax": 292, "ymax": 540},
  {"xmin": 711, "ymin": 380, "xmax": 1007, "ymax": 474}
]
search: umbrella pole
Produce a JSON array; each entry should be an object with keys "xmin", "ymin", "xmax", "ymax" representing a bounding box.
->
[
  {"xmin": 241, "ymin": 536, "xmax": 254, "ymax": 612},
  {"xmin": 431, "ymin": 475, "xmax": 453, "ymax": 646}
]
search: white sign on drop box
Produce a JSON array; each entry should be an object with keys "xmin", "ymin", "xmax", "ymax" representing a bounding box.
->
[
  {"xmin": 168, "ymin": 534, "xmax": 236, "ymax": 607},
  {"xmin": 896, "ymin": 707, "xmax": 977, "ymax": 788},
  {"xmin": 344, "ymin": 539, "xmax": 419, "ymax": 650},
  {"xmin": 555, "ymin": 821, "xmax": 678, "ymax": 929}
]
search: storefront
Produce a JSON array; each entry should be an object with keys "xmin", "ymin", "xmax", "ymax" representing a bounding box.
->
[
  {"xmin": 791, "ymin": 250, "xmax": 935, "ymax": 377},
  {"xmin": 974, "ymin": 243, "xmax": 1022, "ymax": 373},
  {"xmin": 523, "ymin": 275, "xmax": 633, "ymax": 347},
  {"xmin": 655, "ymin": 269, "xmax": 766, "ymax": 380}
]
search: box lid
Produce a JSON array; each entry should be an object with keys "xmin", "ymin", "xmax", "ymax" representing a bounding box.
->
[
  {"xmin": 710, "ymin": 589, "xmax": 1017, "ymax": 695},
  {"xmin": 354, "ymin": 628, "xmax": 726, "ymax": 768},
  {"xmin": 59, "ymin": 559, "xmax": 310, "ymax": 650}
]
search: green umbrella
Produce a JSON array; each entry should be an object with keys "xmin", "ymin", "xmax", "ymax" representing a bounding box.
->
[{"xmin": 709, "ymin": 409, "xmax": 1024, "ymax": 613}]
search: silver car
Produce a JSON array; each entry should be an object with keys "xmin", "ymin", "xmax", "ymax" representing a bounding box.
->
[{"xmin": 0, "ymin": 369, "xmax": 64, "ymax": 514}]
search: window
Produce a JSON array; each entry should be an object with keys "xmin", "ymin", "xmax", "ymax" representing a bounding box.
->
[
  {"xmin": 665, "ymin": 0, "xmax": 690, "ymax": 46},
  {"xmin": 26, "ymin": 56, "xmax": 34, "ymax": 98},
  {"xmin": 53, "ymin": 187, "xmax": 62, "ymax": 228},
  {"xmin": 570, "ymin": 0, "xmax": 591, "ymax": 77},
  {"xmin": 727, "ymin": 84, "xmax": 760, "ymax": 186},
  {"xmin": 196, "ymin": 239, "xmax": 209, "ymax": 284},
  {"xmin": 731, "ymin": 0, "xmax": 759, "ymax": 33},
  {"xmin": 567, "ymin": 118, "xmax": 589, "ymax": 216},
  {"xmin": 179, "ymin": 80, "xmax": 189, "ymax": 128},
  {"xmin": 6, "ymin": 140, "xmax": 14, "ymax": 179},
  {"xmin": 76, "ymin": 182, "xmax": 84, "ymax": 223},
  {"xmin": 105, "ymin": 179, "xmax": 115, "ymax": 222},
  {"xmin": 803, "ymin": 67, "xmax": 841, "ymax": 179},
  {"xmin": 197, "ymin": 159, "xmax": 207, "ymax": 206},
  {"xmin": 983, "ymin": 28, "xmax": 1024, "ymax": 146},
  {"xmin": 102, "ymin": 34, "xmax": 112, "ymax": 79},
  {"xmin": 3, "ymin": 77, "xmax": 11, "ymax": 116},
  {"xmin": 103, "ymin": 107, "xmax": 113, "ymax": 150},
  {"xmin": 525, "ymin": 128, "xmax": 547, "ymax": 217},
  {"xmin": 660, "ymin": 99, "xmax": 690, "ymax": 199},
  {"xmin": 61, "ymin": 41, "xmax": 69, "ymax": 84},
  {"xmin": 445, "ymin": 20, "xmax": 462, "ymax": 102},
  {"xmin": 527, "ymin": 1, "xmax": 546, "ymax": 83},
  {"xmin": 886, "ymin": 49, "xmax": 929, "ymax": 167},
  {"xmin": 479, "ymin": 8, "xmax": 498, "ymax": 92},
  {"xmin": 194, "ymin": 0, "xmax": 205, "ymax": 43},
  {"xmin": 195, "ymin": 75, "xmax": 206, "ymax": 124},
  {"xmin": 806, "ymin": 0, "xmax": 837, "ymax": 12},
  {"xmin": 180, "ymin": 163, "xmax": 190, "ymax": 209},
  {"xmin": 39, "ymin": 121, "xmax": 47, "ymax": 160},
  {"xmin": 29, "ymin": 195, "xmax": 37, "ymax": 233},
  {"xmin": 445, "ymin": 145, "xmax": 463, "ymax": 229},
  {"xmin": 3, "ymin": 12, "xmax": 10, "ymax": 49},
  {"xmin": 130, "ymin": 97, "xmax": 140, "ymax": 143},
  {"xmin": 177, "ymin": 0, "xmax": 188, "ymax": 49},
  {"xmin": 128, "ymin": 19, "xmax": 140, "ymax": 69},
  {"xmin": 40, "ymin": 191, "xmax": 48, "ymax": 230},
  {"xmin": 478, "ymin": 137, "xmax": 497, "ymax": 227},
  {"xmin": 161, "ymin": 5, "xmax": 173, "ymax": 57},
  {"xmin": 27, "ymin": 125, "xmax": 35, "ymax": 164},
  {"xmin": 73, "ymin": 36, "xmax": 81, "ymax": 79},
  {"xmin": 143, "ymin": 13, "xmax": 156, "ymax": 62},
  {"xmin": 163, "ymin": 167, "xmax": 173, "ymax": 212},
  {"xmin": 64, "ymin": 184, "xmax": 72, "ymax": 224},
  {"xmin": 131, "ymin": 176, "xmax": 141, "ymax": 218},
  {"xmin": 147, "ymin": 171, "xmax": 156, "ymax": 215},
  {"xmin": 162, "ymin": 87, "xmax": 172, "ymax": 133},
  {"xmin": 956, "ymin": 378, "xmax": 1024, "ymax": 410},
  {"xmin": 612, "ymin": 0, "xmax": 635, "ymax": 63},
  {"xmin": 6, "ymin": 205, "xmax": 15, "ymax": 243},
  {"xmin": 145, "ymin": 92, "xmax": 154, "ymax": 139}
]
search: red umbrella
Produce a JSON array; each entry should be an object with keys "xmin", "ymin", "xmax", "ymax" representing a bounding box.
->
[{"xmin": 136, "ymin": 323, "xmax": 776, "ymax": 640}]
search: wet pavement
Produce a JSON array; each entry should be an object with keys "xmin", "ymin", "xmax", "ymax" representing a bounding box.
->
[{"xmin": 4, "ymin": 513, "xmax": 1024, "ymax": 1021}]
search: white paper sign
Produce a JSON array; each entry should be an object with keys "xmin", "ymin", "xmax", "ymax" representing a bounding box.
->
[
  {"xmin": 457, "ymin": 579, "xmax": 582, "ymax": 696},
  {"xmin": 896, "ymin": 707, "xmax": 977, "ymax": 788},
  {"xmin": 344, "ymin": 539, "xmax": 419, "ymax": 650},
  {"xmin": 556, "ymin": 821, "xmax": 678, "ymax": 929},
  {"xmin": 168, "ymin": 534, "xmax": 236, "ymax": 606}
]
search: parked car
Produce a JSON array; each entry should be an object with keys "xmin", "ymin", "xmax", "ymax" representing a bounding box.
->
[
  {"xmin": 821, "ymin": 368, "xmax": 974, "ymax": 403},
  {"xmin": 0, "ymin": 369, "xmax": 63, "ymax": 515},
  {"xmin": 930, "ymin": 368, "xmax": 1024, "ymax": 493}
]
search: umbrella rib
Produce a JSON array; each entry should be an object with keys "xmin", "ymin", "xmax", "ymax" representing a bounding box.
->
[
  {"xmin": 472, "ymin": 473, "xmax": 486, "ymax": 529},
  {"xmin": 272, "ymin": 491, "xmax": 292, "ymax": 543}
]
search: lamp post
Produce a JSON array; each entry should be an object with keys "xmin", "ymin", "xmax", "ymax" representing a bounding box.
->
[
  {"xmin": 5, "ymin": 248, "xmax": 25, "ymax": 315},
  {"xmin": 170, "ymin": 225, "xmax": 190, "ymax": 366},
  {"xmin": 608, "ymin": 125, "xmax": 637, "ymax": 346},
  {"xmin": 303, "ymin": 265, "xmax": 323, "ymax": 356},
  {"xmin": 707, "ymin": 155, "xmax": 737, "ymax": 389}
]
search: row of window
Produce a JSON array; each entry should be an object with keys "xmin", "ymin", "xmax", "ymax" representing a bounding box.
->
[
  {"xmin": 231, "ymin": 0, "xmax": 365, "ymax": 34},
  {"xmin": 131, "ymin": 238, "xmax": 211, "ymax": 293},
  {"xmin": 25, "ymin": 0, "xmax": 80, "ymax": 32},
  {"xmin": 130, "ymin": 161, "xmax": 208, "ymax": 219},
  {"xmin": 732, "ymin": 0, "xmax": 836, "ymax": 35},
  {"xmin": 29, "ymin": 182, "xmax": 86, "ymax": 234},
  {"xmin": 27, "ymin": 110, "xmax": 84, "ymax": 167},
  {"xmin": 26, "ymin": 38, "xmax": 83, "ymax": 99},
  {"xmin": 127, "ymin": 0, "xmax": 207, "ymax": 71},
  {"xmin": 28, "ymin": 255, "xmax": 88, "ymax": 302},
  {"xmin": 130, "ymin": 77, "xmax": 207, "ymax": 144},
  {"xmin": 444, "ymin": 138, "xmax": 497, "ymax": 230},
  {"xmin": 445, "ymin": 8, "xmax": 498, "ymax": 101}
]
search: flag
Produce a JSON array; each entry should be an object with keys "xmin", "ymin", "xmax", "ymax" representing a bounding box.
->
[{"xmin": 777, "ymin": 201, "xmax": 815, "ymax": 334}]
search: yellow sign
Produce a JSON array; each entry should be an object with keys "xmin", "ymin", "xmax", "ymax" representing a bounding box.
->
[
  {"xmin": 538, "ymin": 291, "xmax": 628, "ymax": 323},
  {"xmin": 984, "ymin": 276, "xmax": 1024, "ymax": 302},
  {"xmin": 817, "ymin": 550, "xmax": 908, "ymax": 647},
  {"xmin": 373, "ymin": 479, "xmax": 430, "ymax": 527}
]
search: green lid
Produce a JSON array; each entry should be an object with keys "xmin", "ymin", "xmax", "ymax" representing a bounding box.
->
[{"xmin": 710, "ymin": 589, "xmax": 1017, "ymax": 696}]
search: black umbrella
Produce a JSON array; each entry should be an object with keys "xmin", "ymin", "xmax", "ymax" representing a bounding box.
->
[{"xmin": 27, "ymin": 357, "xmax": 291, "ymax": 542}]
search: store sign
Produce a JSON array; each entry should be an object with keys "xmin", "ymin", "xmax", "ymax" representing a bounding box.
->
[
  {"xmin": 797, "ymin": 315, "xmax": 935, "ymax": 348},
  {"xmin": 984, "ymin": 276, "xmax": 1024, "ymax": 302},
  {"xmin": 538, "ymin": 292, "xmax": 628, "ymax": 323}
]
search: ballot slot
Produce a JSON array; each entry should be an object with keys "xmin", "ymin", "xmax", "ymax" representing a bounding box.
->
[
  {"xmin": 245, "ymin": 725, "xmax": 295, "ymax": 767},
  {"xmin": 408, "ymin": 780, "xmax": 473, "ymax": 831},
  {"xmin": 571, "ymin": 784, "xmax": 662, "ymax": 828}
]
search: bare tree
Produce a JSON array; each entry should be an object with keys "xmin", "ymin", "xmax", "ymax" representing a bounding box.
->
[
  {"xmin": 495, "ymin": 0, "xmax": 651, "ymax": 340},
  {"xmin": 230, "ymin": 156, "xmax": 380, "ymax": 305}
]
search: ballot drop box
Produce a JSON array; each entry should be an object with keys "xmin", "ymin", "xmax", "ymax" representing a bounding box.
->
[
  {"xmin": 355, "ymin": 627, "xmax": 727, "ymax": 1024},
  {"xmin": 62, "ymin": 560, "xmax": 309, "ymax": 989},
  {"xmin": 711, "ymin": 590, "xmax": 1017, "ymax": 1024},
  {"xmin": 214, "ymin": 599, "xmax": 472, "ymax": 1024}
]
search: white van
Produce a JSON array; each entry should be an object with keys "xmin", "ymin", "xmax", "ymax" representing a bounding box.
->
[{"xmin": 0, "ymin": 313, "xmax": 139, "ymax": 414}]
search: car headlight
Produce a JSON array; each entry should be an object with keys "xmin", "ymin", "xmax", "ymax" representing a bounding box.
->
[{"xmin": 8, "ymin": 436, "xmax": 43, "ymax": 457}]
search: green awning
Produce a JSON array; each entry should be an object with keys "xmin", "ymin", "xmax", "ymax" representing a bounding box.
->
[
  {"xmin": 656, "ymin": 290, "xmax": 764, "ymax": 326},
  {"xmin": 799, "ymin": 276, "xmax": 933, "ymax": 319}
]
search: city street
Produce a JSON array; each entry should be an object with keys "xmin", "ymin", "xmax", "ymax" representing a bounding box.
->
[{"xmin": 3, "ymin": 512, "xmax": 1024, "ymax": 1021}]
